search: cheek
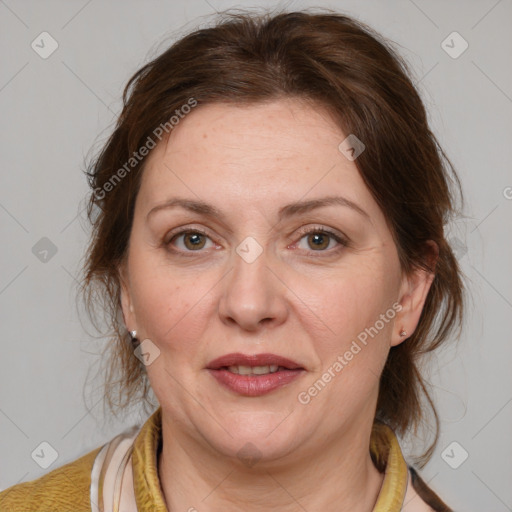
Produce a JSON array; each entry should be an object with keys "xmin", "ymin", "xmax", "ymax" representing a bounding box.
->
[
  {"xmin": 302, "ymin": 262, "xmax": 398, "ymax": 349},
  {"xmin": 297, "ymin": 271, "xmax": 397, "ymax": 410},
  {"xmin": 127, "ymin": 249, "xmax": 216, "ymax": 348}
]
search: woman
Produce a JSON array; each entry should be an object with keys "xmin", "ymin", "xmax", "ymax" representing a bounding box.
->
[{"xmin": 0, "ymin": 9, "xmax": 464, "ymax": 511}]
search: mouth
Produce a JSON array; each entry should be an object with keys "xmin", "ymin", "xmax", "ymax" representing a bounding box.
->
[
  {"xmin": 206, "ymin": 352, "xmax": 304, "ymax": 372},
  {"xmin": 220, "ymin": 364, "xmax": 296, "ymax": 375},
  {"xmin": 206, "ymin": 353, "xmax": 305, "ymax": 396}
]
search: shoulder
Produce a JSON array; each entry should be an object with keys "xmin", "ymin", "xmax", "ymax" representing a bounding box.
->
[
  {"xmin": 403, "ymin": 466, "xmax": 453, "ymax": 512},
  {"xmin": 0, "ymin": 445, "xmax": 102, "ymax": 512}
]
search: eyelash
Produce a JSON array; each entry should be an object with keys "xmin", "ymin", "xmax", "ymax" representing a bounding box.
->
[
  {"xmin": 293, "ymin": 225, "xmax": 349, "ymax": 255},
  {"xmin": 164, "ymin": 225, "xmax": 349, "ymax": 257}
]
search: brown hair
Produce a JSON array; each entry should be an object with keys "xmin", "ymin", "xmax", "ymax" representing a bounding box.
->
[{"xmin": 81, "ymin": 8, "xmax": 465, "ymax": 467}]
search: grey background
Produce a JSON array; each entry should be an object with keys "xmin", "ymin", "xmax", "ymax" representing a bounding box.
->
[{"xmin": 1, "ymin": 0, "xmax": 511, "ymax": 510}]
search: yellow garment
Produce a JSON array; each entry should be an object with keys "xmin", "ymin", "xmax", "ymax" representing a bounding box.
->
[{"xmin": 0, "ymin": 408, "xmax": 432, "ymax": 511}]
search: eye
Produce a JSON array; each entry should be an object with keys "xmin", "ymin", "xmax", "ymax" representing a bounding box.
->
[
  {"xmin": 293, "ymin": 226, "xmax": 348, "ymax": 254},
  {"xmin": 167, "ymin": 229, "xmax": 216, "ymax": 252},
  {"xmin": 165, "ymin": 226, "xmax": 348, "ymax": 256}
]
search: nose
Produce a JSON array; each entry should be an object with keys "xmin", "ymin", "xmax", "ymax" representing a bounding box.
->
[{"xmin": 218, "ymin": 245, "xmax": 289, "ymax": 332}]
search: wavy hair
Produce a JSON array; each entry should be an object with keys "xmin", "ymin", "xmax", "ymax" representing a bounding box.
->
[{"xmin": 81, "ymin": 8, "xmax": 465, "ymax": 467}]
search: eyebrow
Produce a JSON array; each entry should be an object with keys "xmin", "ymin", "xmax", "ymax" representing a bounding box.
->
[{"xmin": 146, "ymin": 195, "xmax": 370, "ymax": 222}]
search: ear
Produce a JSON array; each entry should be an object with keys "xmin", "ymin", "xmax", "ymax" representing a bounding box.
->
[
  {"xmin": 391, "ymin": 241, "xmax": 439, "ymax": 347},
  {"xmin": 118, "ymin": 261, "xmax": 137, "ymax": 332}
]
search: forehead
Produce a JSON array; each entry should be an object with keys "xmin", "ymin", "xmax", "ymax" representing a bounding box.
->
[
  {"xmin": 136, "ymin": 99, "xmax": 385, "ymax": 227},
  {"xmin": 156, "ymin": 99, "xmax": 342, "ymax": 164}
]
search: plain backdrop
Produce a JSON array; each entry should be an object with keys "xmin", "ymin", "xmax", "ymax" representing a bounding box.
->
[{"xmin": 1, "ymin": 0, "xmax": 511, "ymax": 510}]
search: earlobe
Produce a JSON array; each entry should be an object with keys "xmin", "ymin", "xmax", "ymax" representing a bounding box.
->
[{"xmin": 392, "ymin": 241, "xmax": 438, "ymax": 347}]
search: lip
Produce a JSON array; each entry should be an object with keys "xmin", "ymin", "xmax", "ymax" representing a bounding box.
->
[
  {"xmin": 206, "ymin": 352, "xmax": 305, "ymax": 397},
  {"xmin": 206, "ymin": 352, "xmax": 303, "ymax": 370},
  {"xmin": 207, "ymin": 368, "xmax": 305, "ymax": 397}
]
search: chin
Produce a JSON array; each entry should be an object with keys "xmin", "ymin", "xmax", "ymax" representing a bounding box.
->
[{"xmin": 197, "ymin": 413, "xmax": 305, "ymax": 465}]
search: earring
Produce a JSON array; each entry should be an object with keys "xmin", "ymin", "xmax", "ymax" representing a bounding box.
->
[
  {"xmin": 399, "ymin": 329, "xmax": 407, "ymax": 337},
  {"xmin": 129, "ymin": 330, "xmax": 138, "ymax": 340}
]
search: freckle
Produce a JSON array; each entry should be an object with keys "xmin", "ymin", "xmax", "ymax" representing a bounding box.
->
[{"xmin": 203, "ymin": 133, "xmax": 207, "ymax": 139}]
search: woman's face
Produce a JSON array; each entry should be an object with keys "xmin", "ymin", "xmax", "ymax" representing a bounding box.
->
[{"xmin": 120, "ymin": 98, "xmax": 433, "ymax": 462}]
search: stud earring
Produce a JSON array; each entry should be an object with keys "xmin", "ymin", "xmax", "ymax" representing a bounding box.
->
[
  {"xmin": 129, "ymin": 330, "xmax": 137, "ymax": 340},
  {"xmin": 399, "ymin": 329, "xmax": 407, "ymax": 337}
]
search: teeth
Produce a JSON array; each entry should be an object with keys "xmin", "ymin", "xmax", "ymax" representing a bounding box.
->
[{"xmin": 227, "ymin": 365, "xmax": 280, "ymax": 375}]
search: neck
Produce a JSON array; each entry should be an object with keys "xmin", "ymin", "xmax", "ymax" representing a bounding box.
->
[{"xmin": 157, "ymin": 415, "xmax": 385, "ymax": 512}]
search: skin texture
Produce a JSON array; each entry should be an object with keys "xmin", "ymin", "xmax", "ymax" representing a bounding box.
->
[{"xmin": 119, "ymin": 99, "xmax": 436, "ymax": 512}]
